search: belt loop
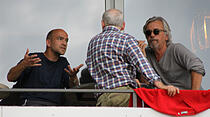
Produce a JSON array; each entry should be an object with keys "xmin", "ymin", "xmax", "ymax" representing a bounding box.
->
[{"xmin": 22, "ymin": 99, "xmax": 27, "ymax": 106}]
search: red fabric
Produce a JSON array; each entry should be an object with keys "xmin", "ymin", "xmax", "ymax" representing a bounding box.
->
[
  {"xmin": 129, "ymin": 94, "xmax": 150, "ymax": 107},
  {"xmin": 129, "ymin": 88, "xmax": 210, "ymax": 116}
]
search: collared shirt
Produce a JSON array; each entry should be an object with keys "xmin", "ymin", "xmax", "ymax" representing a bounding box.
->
[{"xmin": 86, "ymin": 26, "xmax": 160, "ymax": 90}]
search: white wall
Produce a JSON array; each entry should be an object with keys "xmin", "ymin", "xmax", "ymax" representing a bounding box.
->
[{"xmin": 0, "ymin": 106, "xmax": 209, "ymax": 117}]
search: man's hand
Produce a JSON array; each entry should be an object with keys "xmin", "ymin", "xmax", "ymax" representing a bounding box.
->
[
  {"xmin": 137, "ymin": 40, "xmax": 147, "ymax": 57},
  {"xmin": 165, "ymin": 85, "xmax": 180, "ymax": 96},
  {"xmin": 22, "ymin": 48, "xmax": 41, "ymax": 68},
  {"xmin": 64, "ymin": 64, "xmax": 84, "ymax": 77},
  {"xmin": 134, "ymin": 79, "xmax": 141, "ymax": 88},
  {"xmin": 64, "ymin": 64, "xmax": 84, "ymax": 87},
  {"xmin": 7, "ymin": 48, "xmax": 41, "ymax": 82},
  {"xmin": 154, "ymin": 80, "xmax": 179, "ymax": 96}
]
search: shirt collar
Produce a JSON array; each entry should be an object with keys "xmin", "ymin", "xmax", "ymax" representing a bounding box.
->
[{"xmin": 103, "ymin": 26, "xmax": 121, "ymax": 32}]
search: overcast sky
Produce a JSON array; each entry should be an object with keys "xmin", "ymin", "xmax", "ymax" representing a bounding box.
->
[
  {"xmin": 125, "ymin": 0, "xmax": 210, "ymax": 89},
  {"xmin": 0, "ymin": 0, "xmax": 209, "ymax": 89},
  {"xmin": 0, "ymin": 0, "xmax": 104, "ymax": 87}
]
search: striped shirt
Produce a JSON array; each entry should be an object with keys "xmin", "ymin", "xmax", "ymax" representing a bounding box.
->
[{"xmin": 86, "ymin": 26, "xmax": 160, "ymax": 89}]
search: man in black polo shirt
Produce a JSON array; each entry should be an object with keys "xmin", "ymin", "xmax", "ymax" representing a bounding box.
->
[{"xmin": 7, "ymin": 29, "xmax": 83, "ymax": 106}]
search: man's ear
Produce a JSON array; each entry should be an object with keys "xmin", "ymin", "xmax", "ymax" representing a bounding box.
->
[
  {"xmin": 120, "ymin": 22, "xmax": 125, "ymax": 31},
  {"xmin": 101, "ymin": 20, "xmax": 105, "ymax": 30},
  {"xmin": 165, "ymin": 34, "xmax": 169, "ymax": 41},
  {"xmin": 46, "ymin": 39, "xmax": 51, "ymax": 48}
]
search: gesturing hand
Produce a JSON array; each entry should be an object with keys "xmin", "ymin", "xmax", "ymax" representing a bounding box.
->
[
  {"xmin": 64, "ymin": 64, "xmax": 84, "ymax": 77},
  {"xmin": 22, "ymin": 49, "xmax": 42, "ymax": 68},
  {"xmin": 137, "ymin": 40, "xmax": 147, "ymax": 57}
]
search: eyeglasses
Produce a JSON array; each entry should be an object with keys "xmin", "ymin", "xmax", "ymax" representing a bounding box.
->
[{"xmin": 145, "ymin": 29, "xmax": 166, "ymax": 37}]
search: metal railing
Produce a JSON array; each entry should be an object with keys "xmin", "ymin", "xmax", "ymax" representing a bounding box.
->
[{"xmin": 0, "ymin": 88, "xmax": 138, "ymax": 107}]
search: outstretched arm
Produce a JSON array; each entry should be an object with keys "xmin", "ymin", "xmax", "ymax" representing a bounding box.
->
[
  {"xmin": 64, "ymin": 64, "xmax": 84, "ymax": 88},
  {"xmin": 7, "ymin": 49, "xmax": 41, "ymax": 82}
]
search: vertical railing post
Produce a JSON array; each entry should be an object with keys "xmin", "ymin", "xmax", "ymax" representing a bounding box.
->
[
  {"xmin": 105, "ymin": 0, "xmax": 124, "ymax": 13},
  {"xmin": 132, "ymin": 92, "xmax": 137, "ymax": 107}
]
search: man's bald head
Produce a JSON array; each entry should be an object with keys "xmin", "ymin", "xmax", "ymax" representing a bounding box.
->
[{"xmin": 46, "ymin": 29, "xmax": 67, "ymax": 40}]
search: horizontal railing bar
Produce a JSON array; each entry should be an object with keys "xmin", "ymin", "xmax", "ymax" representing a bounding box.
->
[
  {"xmin": 0, "ymin": 88, "xmax": 138, "ymax": 107},
  {"xmin": 0, "ymin": 88, "xmax": 135, "ymax": 93}
]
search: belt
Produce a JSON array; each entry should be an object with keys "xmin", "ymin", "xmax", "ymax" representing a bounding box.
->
[{"xmin": 22, "ymin": 99, "xmax": 57, "ymax": 106}]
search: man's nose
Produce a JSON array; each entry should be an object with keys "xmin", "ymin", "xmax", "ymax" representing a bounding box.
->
[
  {"xmin": 150, "ymin": 31, "xmax": 155, "ymax": 37},
  {"xmin": 62, "ymin": 40, "xmax": 67, "ymax": 46}
]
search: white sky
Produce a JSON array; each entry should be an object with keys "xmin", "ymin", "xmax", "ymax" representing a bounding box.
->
[
  {"xmin": 0, "ymin": 0, "xmax": 209, "ymax": 89},
  {"xmin": 125, "ymin": 0, "xmax": 210, "ymax": 89},
  {"xmin": 0, "ymin": 0, "xmax": 104, "ymax": 87}
]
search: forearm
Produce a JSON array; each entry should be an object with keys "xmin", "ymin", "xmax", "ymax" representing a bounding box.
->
[
  {"xmin": 7, "ymin": 62, "xmax": 26, "ymax": 82},
  {"xmin": 191, "ymin": 71, "xmax": 202, "ymax": 90},
  {"xmin": 69, "ymin": 76, "xmax": 79, "ymax": 88},
  {"xmin": 154, "ymin": 80, "xmax": 180, "ymax": 96},
  {"xmin": 154, "ymin": 80, "xmax": 168, "ymax": 89}
]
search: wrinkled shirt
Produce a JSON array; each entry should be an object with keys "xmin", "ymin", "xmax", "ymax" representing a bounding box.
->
[
  {"xmin": 145, "ymin": 43, "xmax": 205, "ymax": 89},
  {"xmin": 86, "ymin": 26, "xmax": 160, "ymax": 89}
]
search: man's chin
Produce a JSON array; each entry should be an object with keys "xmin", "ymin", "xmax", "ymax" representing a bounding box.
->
[
  {"xmin": 61, "ymin": 51, "xmax": 66, "ymax": 55},
  {"xmin": 149, "ymin": 44, "xmax": 159, "ymax": 49},
  {"xmin": 56, "ymin": 52, "xmax": 65, "ymax": 56},
  {"xmin": 59, "ymin": 53, "xmax": 65, "ymax": 55}
]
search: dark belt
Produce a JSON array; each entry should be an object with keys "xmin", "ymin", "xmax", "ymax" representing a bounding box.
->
[{"xmin": 23, "ymin": 99, "xmax": 57, "ymax": 106}]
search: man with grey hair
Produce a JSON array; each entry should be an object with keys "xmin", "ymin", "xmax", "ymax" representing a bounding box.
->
[
  {"xmin": 139, "ymin": 16, "xmax": 205, "ymax": 90},
  {"xmin": 86, "ymin": 9, "xmax": 179, "ymax": 107}
]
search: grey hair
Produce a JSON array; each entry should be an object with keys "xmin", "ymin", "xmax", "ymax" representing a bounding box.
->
[
  {"xmin": 102, "ymin": 9, "xmax": 124, "ymax": 28},
  {"xmin": 143, "ymin": 16, "xmax": 172, "ymax": 46}
]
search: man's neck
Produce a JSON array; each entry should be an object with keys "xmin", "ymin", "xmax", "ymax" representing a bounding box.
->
[
  {"xmin": 44, "ymin": 50, "xmax": 59, "ymax": 62},
  {"xmin": 153, "ymin": 46, "xmax": 167, "ymax": 62},
  {"xmin": 103, "ymin": 25, "xmax": 123, "ymax": 31}
]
